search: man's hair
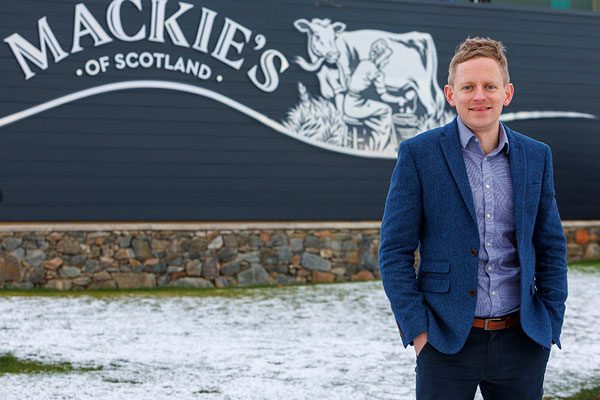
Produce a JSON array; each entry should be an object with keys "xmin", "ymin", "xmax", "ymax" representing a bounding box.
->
[{"xmin": 447, "ymin": 37, "xmax": 510, "ymax": 86}]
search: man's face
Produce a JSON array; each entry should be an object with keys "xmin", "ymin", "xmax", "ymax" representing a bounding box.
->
[{"xmin": 444, "ymin": 57, "xmax": 514, "ymax": 136}]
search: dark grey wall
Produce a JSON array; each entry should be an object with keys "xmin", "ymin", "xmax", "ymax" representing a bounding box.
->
[{"xmin": 0, "ymin": 0, "xmax": 598, "ymax": 221}]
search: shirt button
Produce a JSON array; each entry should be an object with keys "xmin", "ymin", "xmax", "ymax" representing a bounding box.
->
[
  {"xmin": 469, "ymin": 289, "xmax": 476, "ymax": 296},
  {"xmin": 492, "ymin": 291, "xmax": 497, "ymax": 296},
  {"xmin": 487, "ymin": 242, "xmax": 492, "ymax": 247},
  {"xmin": 484, "ymin": 156, "xmax": 488, "ymax": 161},
  {"xmin": 485, "ymin": 184, "xmax": 491, "ymax": 189},
  {"xmin": 487, "ymin": 265, "xmax": 493, "ymax": 271},
  {"xmin": 470, "ymin": 248, "xmax": 478, "ymax": 256},
  {"xmin": 486, "ymin": 213, "xmax": 492, "ymax": 219}
]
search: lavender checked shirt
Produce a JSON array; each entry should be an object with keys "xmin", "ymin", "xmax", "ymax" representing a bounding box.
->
[{"xmin": 457, "ymin": 117, "xmax": 520, "ymax": 318}]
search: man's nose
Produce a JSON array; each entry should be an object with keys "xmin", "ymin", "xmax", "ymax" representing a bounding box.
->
[{"xmin": 473, "ymin": 87, "xmax": 486, "ymax": 100}]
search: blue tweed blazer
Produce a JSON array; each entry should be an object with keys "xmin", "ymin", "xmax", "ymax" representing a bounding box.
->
[{"xmin": 379, "ymin": 118, "xmax": 568, "ymax": 354}]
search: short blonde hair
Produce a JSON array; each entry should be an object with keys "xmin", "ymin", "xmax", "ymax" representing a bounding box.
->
[{"xmin": 448, "ymin": 37, "xmax": 510, "ymax": 86}]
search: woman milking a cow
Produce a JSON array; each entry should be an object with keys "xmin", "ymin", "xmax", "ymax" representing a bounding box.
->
[{"xmin": 343, "ymin": 39, "xmax": 415, "ymax": 152}]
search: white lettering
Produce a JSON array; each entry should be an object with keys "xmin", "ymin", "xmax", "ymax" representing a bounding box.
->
[
  {"xmin": 211, "ymin": 18, "xmax": 251, "ymax": 70},
  {"xmin": 71, "ymin": 3, "xmax": 113, "ymax": 54},
  {"xmin": 114, "ymin": 53, "xmax": 125, "ymax": 69},
  {"xmin": 248, "ymin": 49, "xmax": 289, "ymax": 92},
  {"xmin": 3, "ymin": 17, "xmax": 69, "ymax": 80},
  {"xmin": 84, "ymin": 58, "xmax": 101, "ymax": 75},
  {"xmin": 149, "ymin": 0, "xmax": 193, "ymax": 47},
  {"xmin": 125, "ymin": 51, "xmax": 139, "ymax": 67},
  {"xmin": 191, "ymin": 7, "xmax": 217, "ymax": 53},
  {"xmin": 139, "ymin": 52, "xmax": 154, "ymax": 67},
  {"xmin": 106, "ymin": 0, "xmax": 146, "ymax": 42},
  {"xmin": 197, "ymin": 63, "xmax": 210, "ymax": 79}
]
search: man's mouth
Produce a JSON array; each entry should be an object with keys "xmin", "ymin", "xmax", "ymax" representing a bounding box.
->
[{"xmin": 469, "ymin": 106, "xmax": 492, "ymax": 111}]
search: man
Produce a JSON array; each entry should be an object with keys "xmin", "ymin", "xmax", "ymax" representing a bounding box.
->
[{"xmin": 378, "ymin": 37, "xmax": 567, "ymax": 399}]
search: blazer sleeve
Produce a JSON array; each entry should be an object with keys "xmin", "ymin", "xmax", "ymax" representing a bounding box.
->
[
  {"xmin": 532, "ymin": 144, "xmax": 568, "ymax": 348},
  {"xmin": 379, "ymin": 141, "xmax": 428, "ymax": 348}
]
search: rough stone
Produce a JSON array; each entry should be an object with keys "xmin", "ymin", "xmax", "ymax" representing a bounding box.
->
[
  {"xmin": 352, "ymin": 270, "xmax": 375, "ymax": 281},
  {"xmin": 217, "ymin": 247, "xmax": 237, "ymax": 263},
  {"xmin": 144, "ymin": 258, "xmax": 160, "ymax": 266},
  {"xmin": 270, "ymin": 232, "xmax": 288, "ymax": 247},
  {"xmin": 208, "ymin": 236, "xmax": 224, "ymax": 250},
  {"xmin": 153, "ymin": 263, "xmax": 167, "ymax": 274},
  {"xmin": 69, "ymin": 254, "xmax": 87, "ymax": 267},
  {"xmin": 361, "ymin": 252, "xmax": 378, "ymax": 271},
  {"xmin": 215, "ymin": 276, "xmax": 229, "ymax": 288},
  {"xmin": 0, "ymin": 254, "xmax": 21, "ymax": 282},
  {"xmin": 10, "ymin": 248, "xmax": 25, "ymax": 260},
  {"xmin": 185, "ymin": 260, "xmax": 203, "ymax": 276},
  {"xmin": 57, "ymin": 236, "xmax": 81, "ymax": 255},
  {"xmin": 221, "ymin": 261, "xmax": 241, "ymax": 276},
  {"xmin": 171, "ymin": 277, "xmax": 214, "ymax": 289},
  {"xmin": 151, "ymin": 239, "xmax": 167, "ymax": 251},
  {"xmin": 583, "ymin": 243, "xmax": 600, "ymax": 260},
  {"xmin": 73, "ymin": 276, "xmax": 92, "ymax": 286},
  {"xmin": 59, "ymin": 266, "xmax": 81, "ymax": 278},
  {"xmin": 6, "ymin": 282, "xmax": 34, "ymax": 290},
  {"xmin": 290, "ymin": 238, "xmax": 304, "ymax": 252},
  {"xmin": 312, "ymin": 271, "xmax": 335, "ymax": 283},
  {"xmin": 44, "ymin": 257, "xmax": 63, "ymax": 270},
  {"xmin": 223, "ymin": 235, "xmax": 238, "ymax": 248},
  {"xmin": 83, "ymin": 259, "xmax": 101, "ymax": 273},
  {"xmin": 44, "ymin": 279, "xmax": 72, "ymax": 290},
  {"xmin": 115, "ymin": 248, "xmax": 136, "ymax": 260},
  {"xmin": 117, "ymin": 236, "xmax": 132, "ymax": 248},
  {"xmin": 202, "ymin": 257, "xmax": 219, "ymax": 279},
  {"xmin": 132, "ymin": 238, "xmax": 153, "ymax": 260},
  {"xmin": 93, "ymin": 271, "xmax": 112, "ymax": 282},
  {"xmin": 277, "ymin": 246, "xmax": 293, "ymax": 262},
  {"xmin": 237, "ymin": 251, "xmax": 260, "ymax": 264},
  {"xmin": 25, "ymin": 249, "xmax": 46, "ymax": 267},
  {"xmin": 167, "ymin": 265, "xmax": 184, "ymax": 274},
  {"xmin": 88, "ymin": 280, "xmax": 117, "ymax": 289},
  {"xmin": 237, "ymin": 265, "xmax": 269, "ymax": 287},
  {"xmin": 305, "ymin": 236, "xmax": 321, "ymax": 249},
  {"xmin": 275, "ymin": 275, "xmax": 294, "ymax": 286},
  {"xmin": 112, "ymin": 272, "xmax": 156, "ymax": 289},
  {"xmin": 575, "ymin": 229, "xmax": 591, "ymax": 245},
  {"xmin": 183, "ymin": 237, "xmax": 208, "ymax": 252},
  {"xmin": 2, "ymin": 237, "xmax": 22, "ymax": 251},
  {"xmin": 342, "ymin": 241, "xmax": 358, "ymax": 251},
  {"xmin": 27, "ymin": 266, "xmax": 46, "ymax": 284},
  {"xmin": 319, "ymin": 249, "xmax": 333, "ymax": 259},
  {"xmin": 345, "ymin": 251, "xmax": 360, "ymax": 264},
  {"xmin": 301, "ymin": 252, "xmax": 331, "ymax": 272}
]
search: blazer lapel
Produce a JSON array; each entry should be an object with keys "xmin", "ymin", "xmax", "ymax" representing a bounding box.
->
[
  {"xmin": 506, "ymin": 127, "xmax": 526, "ymax": 246},
  {"xmin": 439, "ymin": 120, "xmax": 477, "ymax": 225}
]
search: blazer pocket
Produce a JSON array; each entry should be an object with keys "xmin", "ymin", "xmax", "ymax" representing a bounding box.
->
[
  {"xmin": 419, "ymin": 278, "xmax": 450, "ymax": 293},
  {"xmin": 419, "ymin": 260, "xmax": 450, "ymax": 273}
]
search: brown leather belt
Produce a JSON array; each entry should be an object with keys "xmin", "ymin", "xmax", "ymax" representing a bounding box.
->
[{"xmin": 472, "ymin": 313, "xmax": 519, "ymax": 330}]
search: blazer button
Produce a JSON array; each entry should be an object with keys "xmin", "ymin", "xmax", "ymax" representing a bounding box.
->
[
  {"xmin": 470, "ymin": 248, "xmax": 478, "ymax": 256},
  {"xmin": 469, "ymin": 289, "xmax": 476, "ymax": 297}
]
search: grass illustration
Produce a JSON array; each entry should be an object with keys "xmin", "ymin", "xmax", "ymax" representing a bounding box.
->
[{"xmin": 0, "ymin": 353, "xmax": 101, "ymax": 375}]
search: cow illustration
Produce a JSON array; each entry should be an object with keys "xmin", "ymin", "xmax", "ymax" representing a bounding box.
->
[{"xmin": 293, "ymin": 18, "xmax": 446, "ymax": 135}]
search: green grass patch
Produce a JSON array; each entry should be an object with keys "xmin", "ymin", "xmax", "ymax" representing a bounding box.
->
[
  {"xmin": 568, "ymin": 260, "xmax": 600, "ymax": 272},
  {"xmin": 0, "ymin": 280, "xmax": 377, "ymax": 299},
  {"xmin": 0, "ymin": 353, "xmax": 102, "ymax": 375},
  {"xmin": 546, "ymin": 385, "xmax": 600, "ymax": 400}
]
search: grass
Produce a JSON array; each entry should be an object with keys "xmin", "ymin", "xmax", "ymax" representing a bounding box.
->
[
  {"xmin": 0, "ymin": 353, "xmax": 101, "ymax": 375},
  {"xmin": 547, "ymin": 385, "xmax": 600, "ymax": 400},
  {"xmin": 568, "ymin": 260, "xmax": 600, "ymax": 271}
]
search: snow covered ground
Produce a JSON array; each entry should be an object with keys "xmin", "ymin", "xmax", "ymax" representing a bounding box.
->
[{"xmin": 0, "ymin": 269, "xmax": 598, "ymax": 400}]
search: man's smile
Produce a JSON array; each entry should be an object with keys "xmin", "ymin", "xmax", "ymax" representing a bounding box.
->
[{"xmin": 469, "ymin": 106, "xmax": 492, "ymax": 111}]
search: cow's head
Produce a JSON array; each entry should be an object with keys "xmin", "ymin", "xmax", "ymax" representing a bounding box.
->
[{"xmin": 294, "ymin": 18, "xmax": 346, "ymax": 64}]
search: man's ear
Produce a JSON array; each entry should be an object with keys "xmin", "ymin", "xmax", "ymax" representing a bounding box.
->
[
  {"xmin": 503, "ymin": 83, "xmax": 515, "ymax": 106},
  {"xmin": 444, "ymin": 84, "xmax": 455, "ymax": 107}
]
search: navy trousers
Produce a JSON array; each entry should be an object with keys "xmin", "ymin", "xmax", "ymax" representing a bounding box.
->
[{"xmin": 415, "ymin": 325, "xmax": 551, "ymax": 400}]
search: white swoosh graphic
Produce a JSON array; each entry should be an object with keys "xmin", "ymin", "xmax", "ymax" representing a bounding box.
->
[
  {"xmin": 0, "ymin": 80, "xmax": 395, "ymax": 159},
  {"xmin": 501, "ymin": 111, "xmax": 597, "ymax": 122},
  {"xmin": 0, "ymin": 80, "xmax": 595, "ymax": 160}
]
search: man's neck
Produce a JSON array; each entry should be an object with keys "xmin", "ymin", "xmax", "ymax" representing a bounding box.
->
[{"xmin": 471, "ymin": 125, "xmax": 500, "ymax": 156}]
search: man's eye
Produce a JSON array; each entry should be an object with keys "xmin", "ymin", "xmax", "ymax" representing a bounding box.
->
[
  {"xmin": 486, "ymin": 85, "xmax": 496, "ymax": 90},
  {"xmin": 462, "ymin": 85, "xmax": 473, "ymax": 90}
]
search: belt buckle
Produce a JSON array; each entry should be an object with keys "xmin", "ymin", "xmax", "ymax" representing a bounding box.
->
[{"xmin": 484, "ymin": 318, "xmax": 503, "ymax": 330}]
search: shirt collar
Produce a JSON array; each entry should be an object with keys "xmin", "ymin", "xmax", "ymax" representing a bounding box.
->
[{"xmin": 457, "ymin": 116, "xmax": 510, "ymax": 154}]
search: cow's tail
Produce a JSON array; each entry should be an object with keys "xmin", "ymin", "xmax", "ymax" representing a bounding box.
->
[{"xmin": 294, "ymin": 55, "xmax": 325, "ymax": 72}]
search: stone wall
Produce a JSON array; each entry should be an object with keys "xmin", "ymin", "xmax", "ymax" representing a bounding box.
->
[{"xmin": 0, "ymin": 222, "xmax": 598, "ymax": 290}]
